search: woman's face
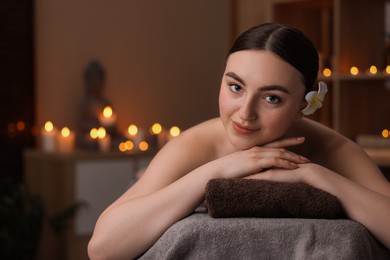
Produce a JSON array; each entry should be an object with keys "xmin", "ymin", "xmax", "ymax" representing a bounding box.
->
[{"xmin": 219, "ymin": 50, "xmax": 306, "ymax": 150}]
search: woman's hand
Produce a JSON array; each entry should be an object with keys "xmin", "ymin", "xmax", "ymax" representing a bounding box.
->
[
  {"xmin": 214, "ymin": 137, "xmax": 310, "ymax": 179},
  {"xmin": 245, "ymin": 162, "xmax": 326, "ymax": 184}
]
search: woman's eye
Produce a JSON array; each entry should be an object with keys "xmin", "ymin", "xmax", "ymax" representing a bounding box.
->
[
  {"xmin": 229, "ymin": 84, "xmax": 242, "ymax": 93},
  {"xmin": 265, "ymin": 95, "xmax": 281, "ymax": 104}
]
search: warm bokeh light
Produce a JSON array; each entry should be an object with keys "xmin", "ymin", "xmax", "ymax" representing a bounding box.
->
[
  {"xmin": 61, "ymin": 127, "xmax": 70, "ymax": 137},
  {"xmin": 350, "ymin": 66, "xmax": 359, "ymax": 75},
  {"xmin": 386, "ymin": 65, "xmax": 390, "ymax": 74},
  {"xmin": 119, "ymin": 142, "xmax": 127, "ymax": 152},
  {"xmin": 128, "ymin": 124, "xmax": 138, "ymax": 136},
  {"xmin": 44, "ymin": 121, "xmax": 54, "ymax": 132},
  {"xmin": 151, "ymin": 123, "xmax": 162, "ymax": 135},
  {"xmin": 139, "ymin": 141, "xmax": 149, "ymax": 151},
  {"xmin": 125, "ymin": 140, "xmax": 134, "ymax": 150},
  {"xmin": 382, "ymin": 129, "xmax": 389, "ymax": 138},
  {"xmin": 103, "ymin": 106, "xmax": 113, "ymax": 118},
  {"xmin": 169, "ymin": 126, "xmax": 181, "ymax": 137},
  {"xmin": 90, "ymin": 128, "xmax": 98, "ymax": 139},
  {"xmin": 16, "ymin": 121, "xmax": 25, "ymax": 131},
  {"xmin": 119, "ymin": 140, "xmax": 135, "ymax": 152},
  {"xmin": 369, "ymin": 65, "xmax": 377, "ymax": 75},
  {"xmin": 323, "ymin": 68, "xmax": 332, "ymax": 77},
  {"xmin": 97, "ymin": 127, "xmax": 106, "ymax": 139}
]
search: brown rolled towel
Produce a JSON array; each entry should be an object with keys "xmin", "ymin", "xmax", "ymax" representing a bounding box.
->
[{"xmin": 205, "ymin": 178, "xmax": 345, "ymax": 219}]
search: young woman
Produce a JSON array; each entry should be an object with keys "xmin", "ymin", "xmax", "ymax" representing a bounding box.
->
[{"xmin": 88, "ymin": 23, "xmax": 390, "ymax": 259}]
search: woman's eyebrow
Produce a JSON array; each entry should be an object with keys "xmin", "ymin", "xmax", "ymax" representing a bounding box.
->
[
  {"xmin": 225, "ymin": 72, "xmax": 246, "ymax": 86},
  {"xmin": 260, "ymin": 85, "xmax": 291, "ymax": 95},
  {"xmin": 225, "ymin": 71, "xmax": 291, "ymax": 95}
]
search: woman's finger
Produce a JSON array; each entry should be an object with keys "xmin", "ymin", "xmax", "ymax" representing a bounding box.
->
[
  {"xmin": 263, "ymin": 137, "xmax": 306, "ymax": 149},
  {"xmin": 250, "ymin": 146, "xmax": 310, "ymax": 164}
]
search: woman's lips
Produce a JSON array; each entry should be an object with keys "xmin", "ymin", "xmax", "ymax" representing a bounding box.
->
[{"xmin": 232, "ymin": 122, "xmax": 259, "ymax": 135}]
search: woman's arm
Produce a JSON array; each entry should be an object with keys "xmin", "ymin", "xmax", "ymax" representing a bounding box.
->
[
  {"xmin": 87, "ymin": 122, "xmax": 219, "ymax": 260},
  {"xmin": 248, "ymin": 139, "xmax": 390, "ymax": 249},
  {"xmin": 310, "ymin": 164, "xmax": 390, "ymax": 249},
  {"xmin": 87, "ymin": 120, "xmax": 309, "ymax": 259}
]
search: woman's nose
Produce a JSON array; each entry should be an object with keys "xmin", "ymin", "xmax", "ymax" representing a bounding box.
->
[{"xmin": 238, "ymin": 96, "xmax": 257, "ymax": 121}]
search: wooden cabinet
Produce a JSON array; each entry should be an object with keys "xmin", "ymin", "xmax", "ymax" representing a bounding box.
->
[
  {"xmin": 270, "ymin": 0, "xmax": 390, "ymax": 140},
  {"xmin": 24, "ymin": 150, "xmax": 153, "ymax": 260}
]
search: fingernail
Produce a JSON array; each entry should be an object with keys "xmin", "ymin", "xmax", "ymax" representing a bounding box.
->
[
  {"xmin": 297, "ymin": 137, "xmax": 305, "ymax": 141},
  {"xmin": 300, "ymin": 156, "xmax": 310, "ymax": 162},
  {"xmin": 290, "ymin": 162, "xmax": 298, "ymax": 167}
]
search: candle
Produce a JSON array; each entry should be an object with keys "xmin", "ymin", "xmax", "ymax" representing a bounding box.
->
[
  {"xmin": 139, "ymin": 141, "xmax": 149, "ymax": 151},
  {"xmin": 385, "ymin": 65, "xmax": 390, "ymax": 74},
  {"xmin": 368, "ymin": 65, "xmax": 377, "ymax": 75},
  {"xmin": 127, "ymin": 124, "xmax": 144, "ymax": 148},
  {"xmin": 150, "ymin": 123, "xmax": 162, "ymax": 135},
  {"xmin": 90, "ymin": 128, "xmax": 99, "ymax": 139},
  {"xmin": 97, "ymin": 127, "xmax": 111, "ymax": 152},
  {"xmin": 98, "ymin": 106, "xmax": 117, "ymax": 127},
  {"xmin": 149, "ymin": 123, "xmax": 168, "ymax": 149},
  {"xmin": 323, "ymin": 68, "xmax": 332, "ymax": 77},
  {"xmin": 57, "ymin": 127, "xmax": 75, "ymax": 153},
  {"xmin": 382, "ymin": 129, "xmax": 389, "ymax": 138},
  {"xmin": 127, "ymin": 124, "xmax": 138, "ymax": 139},
  {"xmin": 41, "ymin": 121, "xmax": 57, "ymax": 152},
  {"xmin": 169, "ymin": 126, "xmax": 181, "ymax": 138},
  {"xmin": 119, "ymin": 140, "xmax": 134, "ymax": 152},
  {"xmin": 350, "ymin": 66, "xmax": 359, "ymax": 75},
  {"xmin": 147, "ymin": 123, "xmax": 160, "ymax": 148}
]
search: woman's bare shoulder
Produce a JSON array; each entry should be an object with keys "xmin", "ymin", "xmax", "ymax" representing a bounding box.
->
[
  {"xmin": 178, "ymin": 118, "xmax": 225, "ymax": 149},
  {"xmin": 291, "ymin": 118, "xmax": 360, "ymax": 163},
  {"xmin": 296, "ymin": 118, "xmax": 349, "ymax": 148},
  {"xmin": 297, "ymin": 119, "xmax": 381, "ymax": 169}
]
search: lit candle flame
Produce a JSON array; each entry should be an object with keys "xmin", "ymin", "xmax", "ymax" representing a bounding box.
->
[
  {"xmin": 139, "ymin": 141, "xmax": 149, "ymax": 151},
  {"xmin": 382, "ymin": 129, "xmax": 389, "ymax": 138},
  {"xmin": 323, "ymin": 68, "xmax": 332, "ymax": 77},
  {"xmin": 44, "ymin": 121, "xmax": 54, "ymax": 132},
  {"xmin": 128, "ymin": 124, "xmax": 138, "ymax": 136},
  {"xmin": 16, "ymin": 121, "xmax": 25, "ymax": 131},
  {"xmin": 103, "ymin": 106, "xmax": 113, "ymax": 118},
  {"xmin": 169, "ymin": 126, "xmax": 181, "ymax": 137},
  {"xmin": 386, "ymin": 65, "xmax": 390, "ymax": 74},
  {"xmin": 90, "ymin": 128, "xmax": 98, "ymax": 139},
  {"xmin": 125, "ymin": 140, "xmax": 134, "ymax": 150},
  {"xmin": 369, "ymin": 65, "xmax": 377, "ymax": 75},
  {"xmin": 119, "ymin": 140, "xmax": 135, "ymax": 152},
  {"xmin": 151, "ymin": 123, "xmax": 162, "ymax": 135},
  {"xmin": 350, "ymin": 66, "xmax": 359, "ymax": 75},
  {"xmin": 61, "ymin": 127, "xmax": 70, "ymax": 137},
  {"xmin": 119, "ymin": 142, "xmax": 127, "ymax": 152},
  {"xmin": 97, "ymin": 127, "xmax": 106, "ymax": 139}
]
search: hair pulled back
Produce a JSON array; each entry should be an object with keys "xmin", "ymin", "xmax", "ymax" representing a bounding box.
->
[{"xmin": 229, "ymin": 23, "xmax": 319, "ymax": 94}]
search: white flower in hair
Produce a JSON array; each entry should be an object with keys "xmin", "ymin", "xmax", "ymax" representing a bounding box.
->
[{"xmin": 301, "ymin": 81, "xmax": 328, "ymax": 116}]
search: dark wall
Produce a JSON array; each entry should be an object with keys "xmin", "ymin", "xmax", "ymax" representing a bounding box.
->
[{"xmin": 0, "ymin": 0, "xmax": 35, "ymax": 184}]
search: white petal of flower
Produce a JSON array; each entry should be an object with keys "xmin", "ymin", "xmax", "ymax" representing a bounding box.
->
[
  {"xmin": 317, "ymin": 81, "xmax": 328, "ymax": 99},
  {"xmin": 301, "ymin": 81, "xmax": 328, "ymax": 116}
]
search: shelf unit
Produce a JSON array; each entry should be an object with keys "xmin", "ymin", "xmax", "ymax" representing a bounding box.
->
[{"xmin": 270, "ymin": 0, "xmax": 390, "ymax": 140}]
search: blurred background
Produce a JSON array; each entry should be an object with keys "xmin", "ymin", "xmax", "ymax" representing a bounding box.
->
[{"xmin": 1, "ymin": 0, "xmax": 389, "ymax": 259}]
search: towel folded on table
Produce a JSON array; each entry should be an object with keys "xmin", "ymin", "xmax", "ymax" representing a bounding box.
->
[{"xmin": 205, "ymin": 178, "xmax": 345, "ymax": 219}]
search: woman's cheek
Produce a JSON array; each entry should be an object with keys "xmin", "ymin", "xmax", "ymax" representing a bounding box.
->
[
  {"xmin": 266, "ymin": 112, "xmax": 292, "ymax": 136},
  {"xmin": 218, "ymin": 89, "xmax": 230, "ymax": 116}
]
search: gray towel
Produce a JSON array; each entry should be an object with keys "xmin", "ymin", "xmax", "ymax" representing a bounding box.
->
[{"xmin": 139, "ymin": 213, "xmax": 390, "ymax": 260}]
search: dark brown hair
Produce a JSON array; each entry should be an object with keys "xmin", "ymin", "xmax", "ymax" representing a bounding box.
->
[{"xmin": 229, "ymin": 23, "xmax": 319, "ymax": 94}]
